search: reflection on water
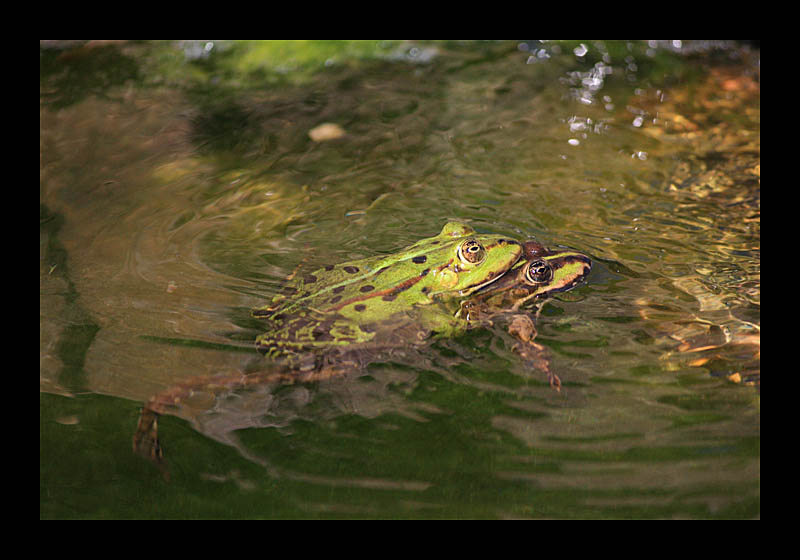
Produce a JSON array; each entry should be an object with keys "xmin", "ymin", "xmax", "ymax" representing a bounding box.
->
[{"xmin": 41, "ymin": 40, "xmax": 759, "ymax": 519}]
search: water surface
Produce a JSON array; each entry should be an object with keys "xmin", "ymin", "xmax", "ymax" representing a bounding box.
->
[{"xmin": 40, "ymin": 40, "xmax": 759, "ymax": 519}]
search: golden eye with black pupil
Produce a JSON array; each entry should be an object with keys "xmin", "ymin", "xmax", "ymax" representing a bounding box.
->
[
  {"xmin": 525, "ymin": 259, "xmax": 553, "ymax": 284},
  {"xmin": 458, "ymin": 239, "xmax": 486, "ymax": 264}
]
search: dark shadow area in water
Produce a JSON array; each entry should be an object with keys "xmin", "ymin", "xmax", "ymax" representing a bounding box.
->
[{"xmin": 40, "ymin": 43, "xmax": 140, "ymax": 109}]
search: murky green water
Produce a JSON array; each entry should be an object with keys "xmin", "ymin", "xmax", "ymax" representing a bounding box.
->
[{"xmin": 40, "ymin": 40, "xmax": 759, "ymax": 519}]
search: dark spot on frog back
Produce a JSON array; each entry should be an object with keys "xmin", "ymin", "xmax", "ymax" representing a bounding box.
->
[
  {"xmin": 343, "ymin": 266, "xmax": 359, "ymax": 274},
  {"xmin": 412, "ymin": 255, "xmax": 427, "ymax": 264},
  {"xmin": 312, "ymin": 323, "xmax": 333, "ymax": 341}
]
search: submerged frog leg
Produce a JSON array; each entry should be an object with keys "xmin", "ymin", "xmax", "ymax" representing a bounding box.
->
[
  {"xmin": 132, "ymin": 407, "xmax": 164, "ymax": 462},
  {"xmin": 132, "ymin": 407, "xmax": 173, "ymax": 481},
  {"xmin": 132, "ymin": 363, "xmax": 357, "ymax": 471},
  {"xmin": 506, "ymin": 313, "xmax": 561, "ymax": 391}
]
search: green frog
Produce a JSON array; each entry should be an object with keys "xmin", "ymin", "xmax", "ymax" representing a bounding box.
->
[
  {"xmin": 134, "ymin": 222, "xmax": 524, "ymax": 463},
  {"xmin": 250, "ymin": 221, "xmax": 524, "ymax": 363},
  {"xmin": 459, "ymin": 240, "xmax": 592, "ymax": 390},
  {"xmin": 134, "ymin": 226, "xmax": 592, "ymax": 467}
]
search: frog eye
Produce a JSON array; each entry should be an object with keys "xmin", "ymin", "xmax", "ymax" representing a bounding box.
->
[
  {"xmin": 458, "ymin": 239, "xmax": 486, "ymax": 264},
  {"xmin": 525, "ymin": 259, "xmax": 553, "ymax": 284}
]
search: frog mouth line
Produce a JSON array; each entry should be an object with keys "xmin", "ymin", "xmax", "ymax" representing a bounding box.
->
[
  {"xmin": 455, "ymin": 261, "xmax": 523, "ymax": 296},
  {"xmin": 459, "ymin": 272, "xmax": 503, "ymax": 294}
]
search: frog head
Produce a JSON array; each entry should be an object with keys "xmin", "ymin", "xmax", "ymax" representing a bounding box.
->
[
  {"xmin": 473, "ymin": 240, "xmax": 592, "ymax": 310},
  {"xmin": 321, "ymin": 222, "xmax": 524, "ymax": 321},
  {"xmin": 416, "ymin": 222, "xmax": 524, "ymax": 299}
]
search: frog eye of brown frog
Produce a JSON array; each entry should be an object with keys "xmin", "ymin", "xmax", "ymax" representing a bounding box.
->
[
  {"xmin": 524, "ymin": 259, "xmax": 553, "ymax": 284},
  {"xmin": 458, "ymin": 239, "xmax": 486, "ymax": 264}
]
